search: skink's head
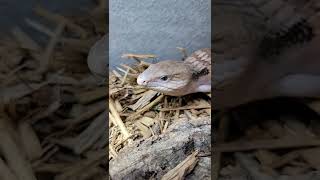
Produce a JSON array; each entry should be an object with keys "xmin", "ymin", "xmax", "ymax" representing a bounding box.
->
[{"xmin": 137, "ymin": 60, "xmax": 192, "ymax": 95}]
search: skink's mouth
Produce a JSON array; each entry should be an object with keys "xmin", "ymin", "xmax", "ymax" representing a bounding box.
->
[
  {"xmin": 145, "ymin": 85, "xmax": 177, "ymax": 92},
  {"xmin": 147, "ymin": 85, "xmax": 176, "ymax": 89}
]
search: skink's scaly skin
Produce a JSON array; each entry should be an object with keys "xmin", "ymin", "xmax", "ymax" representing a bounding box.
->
[{"xmin": 137, "ymin": 48, "xmax": 211, "ymax": 96}]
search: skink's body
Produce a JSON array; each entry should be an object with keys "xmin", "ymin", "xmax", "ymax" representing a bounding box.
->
[{"xmin": 137, "ymin": 48, "xmax": 211, "ymax": 96}]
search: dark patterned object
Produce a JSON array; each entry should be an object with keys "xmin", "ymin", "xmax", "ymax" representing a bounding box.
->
[
  {"xmin": 192, "ymin": 68, "xmax": 210, "ymax": 80},
  {"xmin": 258, "ymin": 19, "xmax": 315, "ymax": 59}
]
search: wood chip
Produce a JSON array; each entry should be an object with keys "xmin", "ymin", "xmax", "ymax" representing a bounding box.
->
[
  {"xmin": 215, "ymin": 137, "xmax": 320, "ymax": 152},
  {"xmin": 161, "ymin": 150, "xmax": 199, "ymax": 180},
  {"xmin": 121, "ymin": 53, "xmax": 157, "ymax": 60},
  {"xmin": 76, "ymin": 87, "xmax": 107, "ymax": 104},
  {"xmin": 128, "ymin": 90, "xmax": 158, "ymax": 110},
  {"xmin": 127, "ymin": 94, "xmax": 164, "ymax": 121},
  {"xmin": 109, "ymin": 99, "xmax": 131, "ymax": 139},
  {"xmin": 11, "ymin": 27, "xmax": 41, "ymax": 51}
]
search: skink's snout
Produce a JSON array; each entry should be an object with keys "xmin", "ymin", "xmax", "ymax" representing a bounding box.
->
[{"xmin": 137, "ymin": 74, "xmax": 148, "ymax": 86}]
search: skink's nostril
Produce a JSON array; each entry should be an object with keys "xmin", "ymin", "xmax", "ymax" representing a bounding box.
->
[{"xmin": 137, "ymin": 76, "xmax": 147, "ymax": 85}]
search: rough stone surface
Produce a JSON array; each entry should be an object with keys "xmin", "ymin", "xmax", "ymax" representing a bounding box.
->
[
  {"xmin": 109, "ymin": 118, "xmax": 211, "ymax": 179},
  {"xmin": 109, "ymin": 0, "xmax": 211, "ymax": 68}
]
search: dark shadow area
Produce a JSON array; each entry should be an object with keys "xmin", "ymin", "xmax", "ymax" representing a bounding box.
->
[
  {"xmin": 213, "ymin": 0, "xmax": 320, "ymax": 179},
  {"xmin": 0, "ymin": 0, "xmax": 108, "ymax": 179}
]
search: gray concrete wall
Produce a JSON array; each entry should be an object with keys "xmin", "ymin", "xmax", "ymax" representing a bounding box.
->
[
  {"xmin": 0, "ymin": 0, "xmax": 211, "ymax": 69},
  {"xmin": 109, "ymin": 0, "xmax": 211, "ymax": 68}
]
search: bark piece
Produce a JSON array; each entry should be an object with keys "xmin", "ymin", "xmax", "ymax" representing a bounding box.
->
[{"xmin": 109, "ymin": 118, "xmax": 211, "ymax": 179}]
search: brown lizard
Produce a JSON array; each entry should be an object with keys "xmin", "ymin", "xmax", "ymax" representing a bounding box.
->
[
  {"xmin": 137, "ymin": 48, "xmax": 211, "ymax": 96},
  {"xmin": 212, "ymin": 0, "xmax": 320, "ymax": 108}
]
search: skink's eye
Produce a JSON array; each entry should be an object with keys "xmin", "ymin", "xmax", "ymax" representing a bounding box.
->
[{"xmin": 160, "ymin": 75, "xmax": 168, "ymax": 81}]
